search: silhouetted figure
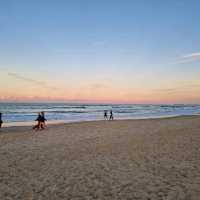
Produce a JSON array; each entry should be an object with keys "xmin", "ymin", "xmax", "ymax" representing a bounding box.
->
[
  {"xmin": 33, "ymin": 112, "xmax": 42, "ymax": 130},
  {"xmin": 109, "ymin": 110, "xmax": 114, "ymax": 120},
  {"xmin": 40, "ymin": 112, "xmax": 46, "ymax": 129},
  {"xmin": 0, "ymin": 113, "xmax": 3, "ymax": 128},
  {"xmin": 104, "ymin": 110, "xmax": 108, "ymax": 120},
  {"xmin": 33, "ymin": 112, "xmax": 47, "ymax": 130}
]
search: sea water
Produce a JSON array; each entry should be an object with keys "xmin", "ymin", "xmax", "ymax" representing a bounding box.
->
[{"xmin": 0, "ymin": 102, "xmax": 200, "ymax": 125}]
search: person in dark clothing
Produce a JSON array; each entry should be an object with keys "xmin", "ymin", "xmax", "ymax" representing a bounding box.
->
[
  {"xmin": 0, "ymin": 113, "xmax": 3, "ymax": 128},
  {"xmin": 104, "ymin": 110, "xmax": 108, "ymax": 120},
  {"xmin": 40, "ymin": 112, "xmax": 46, "ymax": 129},
  {"xmin": 33, "ymin": 112, "xmax": 42, "ymax": 130},
  {"xmin": 109, "ymin": 110, "xmax": 114, "ymax": 120},
  {"xmin": 33, "ymin": 112, "xmax": 47, "ymax": 130}
]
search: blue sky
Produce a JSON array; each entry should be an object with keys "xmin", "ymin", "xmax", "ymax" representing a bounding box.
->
[{"xmin": 1, "ymin": 0, "xmax": 200, "ymax": 103}]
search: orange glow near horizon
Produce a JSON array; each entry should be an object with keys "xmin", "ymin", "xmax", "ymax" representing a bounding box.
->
[
  {"xmin": 1, "ymin": 88, "xmax": 200, "ymax": 104},
  {"xmin": 1, "ymin": 72, "xmax": 200, "ymax": 104}
]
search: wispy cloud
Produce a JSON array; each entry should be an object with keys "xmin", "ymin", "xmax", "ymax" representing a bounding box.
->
[
  {"xmin": 89, "ymin": 83, "xmax": 108, "ymax": 90},
  {"xmin": 154, "ymin": 84, "xmax": 200, "ymax": 94},
  {"xmin": 154, "ymin": 88, "xmax": 178, "ymax": 93},
  {"xmin": 8, "ymin": 72, "xmax": 59, "ymax": 90},
  {"xmin": 176, "ymin": 52, "xmax": 200, "ymax": 64}
]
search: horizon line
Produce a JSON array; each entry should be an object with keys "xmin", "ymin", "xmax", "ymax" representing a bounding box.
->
[{"xmin": 0, "ymin": 101, "xmax": 200, "ymax": 106}]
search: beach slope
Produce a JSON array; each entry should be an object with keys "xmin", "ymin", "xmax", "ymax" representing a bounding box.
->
[{"xmin": 0, "ymin": 116, "xmax": 200, "ymax": 199}]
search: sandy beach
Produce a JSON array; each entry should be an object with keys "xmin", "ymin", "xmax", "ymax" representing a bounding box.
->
[{"xmin": 0, "ymin": 116, "xmax": 200, "ymax": 200}]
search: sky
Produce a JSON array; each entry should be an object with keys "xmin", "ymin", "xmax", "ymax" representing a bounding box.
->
[{"xmin": 0, "ymin": 0, "xmax": 200, "ymax": 104}]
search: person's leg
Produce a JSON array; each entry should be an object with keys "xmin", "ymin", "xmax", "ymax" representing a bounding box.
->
[
  {"xmin": 41, "ymin": 122, "xmax": 46, "ymax": 130},
  {"xmin": 33, "ymin": 123, "xmax": 36, "ymax": 129},
  {"xmin": 41, "ymin": 122, "xmax": 44, "ymax": 129},
  {"xmin": 39, "ymin": 122, "xmax": 43, "ymax": 130},
  {"xmin": 33, "ymin": 123, "xmax": 39, "ymax": 130},
  {"xmin": 36, "ymin": 124, "xmax": 39, "ymax": 130}
]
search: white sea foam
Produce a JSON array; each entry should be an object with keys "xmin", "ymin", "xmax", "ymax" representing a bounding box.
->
[{"xmin": 0, "ymin": 103, "xmax": 200, "ymax": 126}]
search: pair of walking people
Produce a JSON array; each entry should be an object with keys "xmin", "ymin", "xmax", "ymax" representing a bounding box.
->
[
  {"xmin": 104, "ymin": 110, "xmax": 114, "ymax": 120},
  {"xmin": 0, "ymin": 112, "xmax": 46, "ymax": 130},
  {"xmin": 33, "ymin": 112, "xmax": 46, "ymax": 130}
]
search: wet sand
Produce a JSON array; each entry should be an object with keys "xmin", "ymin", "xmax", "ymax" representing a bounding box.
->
[{"xmin": 0, "ymin": 116, "xmax": 200, "ymax": 200}]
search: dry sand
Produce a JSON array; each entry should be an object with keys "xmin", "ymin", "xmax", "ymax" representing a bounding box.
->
[{"xmin": 0, "ymin": 116, "xmax": 200, "ymax": 200}]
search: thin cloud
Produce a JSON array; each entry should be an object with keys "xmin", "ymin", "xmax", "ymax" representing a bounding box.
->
[
  {"xmin": 176, "ymin": 52, "xmax": 200, "ymax": 64},
  {"xmin": 153, "ymin": 88, "xmax": 180, "ymax": 94},
  {"xmin": 8, "ymin": 72, "xmax": 59, "ymax": 90},
  {"xmin": 182, "ymin": 52, "xmax": 200, "ymax": 59},
  {"xmin": 154, "ymin": 84, "xmax": 200, "ymax": 94},
  {"xmin": 89, "ymin": 83, "xmax": 108, "ymax": 90}
]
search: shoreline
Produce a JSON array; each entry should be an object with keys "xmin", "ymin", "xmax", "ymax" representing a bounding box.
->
[{"xmin": 1, "ymin": 114, "xmax": 199, "ymax": 132}]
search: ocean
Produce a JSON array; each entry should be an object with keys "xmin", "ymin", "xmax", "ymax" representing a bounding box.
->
[{"xmin": 0, "ymin": 103, "xmax": 200, "ymax": 126}]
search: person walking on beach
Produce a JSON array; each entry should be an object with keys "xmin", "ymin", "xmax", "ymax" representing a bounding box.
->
[
  {"xmin": 109, "ymin": 110, "xmax": 114, "ymax": 120},
  {"xmin": 40, "ymin": 112, "xmax": 46, "ymax": 129},
  {"xmin": 33, "ymin": 112, "xmax": 42, "ymax": 130},
  {"xmin": 104, "ymin": 110, "xmax": 108, "ymax": 120},
  {"xmin": 33, "ymin": 112, "xmax": 47, "ymax": 130},
  {"xmin": 0, "ymin": 113, "xmax": 3, "ymax": 128}
]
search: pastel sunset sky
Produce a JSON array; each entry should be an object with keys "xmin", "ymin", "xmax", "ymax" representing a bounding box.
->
[{"xmin": 1, "ymin": 1, "xmax": 200, "ymax": 104}]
